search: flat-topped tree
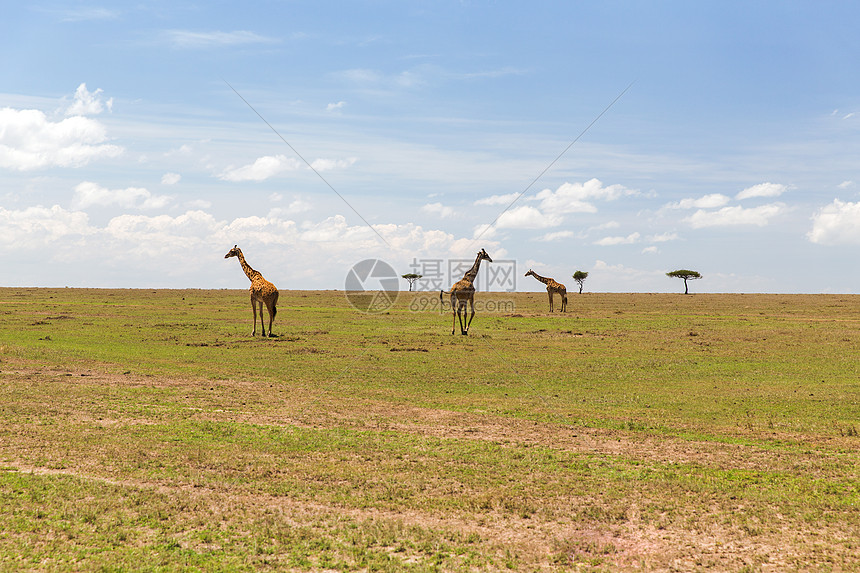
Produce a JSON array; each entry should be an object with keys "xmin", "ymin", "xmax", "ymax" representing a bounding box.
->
[
  {"xmin": 401, "ymin": 273, "xmax": 422, "ymax": 292},
  {"xmin": 572, "ymin": 270, "xmax": 589, "ymax": 294},
  {"xmin": 667, "ymin": 269, "xmax": 702, "ymax": 294}
]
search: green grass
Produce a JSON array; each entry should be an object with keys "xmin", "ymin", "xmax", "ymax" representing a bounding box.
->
[{"xmin": 0, "ymin": 288, "xmax": 858, "ymax": 570}]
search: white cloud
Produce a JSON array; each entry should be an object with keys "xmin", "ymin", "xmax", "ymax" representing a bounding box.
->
[
  {"xmin": 586, "ymin": 221, "xmax": 620, "ymax": 233},
  {"xmin": 536, "ymin": 230, "xmax": 575, "ymax": 242},
  {"xmin": 838, "ymin": 180, "xmax": 854, "ymax": 189},
  {"xmin": 472, "ymin": 223, "xmax": 497, "ymax": 239},
  {"xmin": 535, "ymin": 178, "xmax": 638, "ymax": 214},
  {"xmin": 0, "ymin": 205, "xmax": 94, "ymax": 246},
  {"xmin": 474, "ymin": 192, "xmax": 519, "ymax": 206},
  {"xmin": 648, "ymin": 232, "xmax": 678, "ymax": 242},
  {"xmin": 459, "ymin": 66, "xmax": 527, "ymax": 80},
  {"xmin": 218, "ymin": 155, "xmax": 301, "ymax": 182},
  {"xmin": 107, "ymin": 211, "xmax": 224, "ymax": 247},
  {"xmin": 0, "ymin": 201, "xmax": 507, "ymax": 287},
  {"xmin": 495, "ymin": 205, "xmax": 562, "ymax": 229},
  {"xmin": 72, "ymin": 181, "xmax": 172, "ymax": 210},
  {"xmin": 735, "ymin": 182, "xmax": 788, "ymax": 200},
  {"xmin": 448, "ymin": 237, "xmax": 505, "ymax": 259},
  {"xmin": 295, "ymin": 215, "xmax": 491, "ymax": 261},
  {"xmin": 373, "ymin": 221, "xmax": 468, "ymax": 254},
  {"xmin": 164, "ymin": 30, "xmax": 279, "ymax": 48},
  {"xmin": 103, "ymin": 212, "xmax": 282, "ymax": 269},
  {"xmin": 288, "ymin": 199, "xmax": 313, "ymax": 213},
  {"xmin": 65, "ymin": 83, "xmax": 112, "ymax": 116},
  {"xmin": 340, "ymin": 68, "xmax": 382, "ymax": 84},
  {"xmin": 642, "ymin": 246, "xmax": 659, "ymax": 254},
  {"xmin": 56, "ymin": 7, "xmax": 120, "ymax": 22},
  {"xmin": 684, "ymin": 203, "xmax": 786, "ymax": 228},
  {"xmin": 0, "ymin": 107, "xmax": 123, "ymax": 170},
  {"xmin": 268, "ymin": 199, "xmax": 312, "ymax": 217},
  {"xmin": 594, "ymin": 232, "xmax": 641, "ymax": 246},
  {"xmin": 421, "ymin": 202, "xmax": 456, "ymax": 218},
  {"xmin": 161, "ymin": 172, "xmax": 181, "ymax": 185},
  {"xmin": 326, "ymin": 101, "xmax": 346, "ymax": 112},
  {"xmin": 663, "ymin": 194, "xmax": 730, "ymax": 210},
  {"xmin": 309, "ymin": 157, "xmax": 357, "ymax": 171},
  {"xmin": 807, "ymin": 199, "xmax": 860, "ymax": 245},
  {"xmin": 336, "ymin": 67, "xmax": 429, "ymax": 91},
  {"xmin": 299, "ymin": 215, "xmax": 375, "ymax": 244},
  {"xmin": 219, "ymin": 155, "xmax": 356, "ymax": 182}
]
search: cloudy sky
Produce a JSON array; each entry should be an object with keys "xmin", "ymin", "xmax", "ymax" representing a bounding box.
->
[{"xmin": 3, "ymin": 1, "xmax": 860, "ymax": 293}]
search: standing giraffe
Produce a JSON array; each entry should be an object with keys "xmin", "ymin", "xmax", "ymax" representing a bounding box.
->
[
  {"xmin": 440, "ymin": 249, "xmax": 493, "ymax": 335},
  {"xmin": 525, "ymin": 269, "xmax": 567, "ymax": 312},
  {"xmin": 224, "ymin": 245, "xmax": 279, "ymax": 336}
]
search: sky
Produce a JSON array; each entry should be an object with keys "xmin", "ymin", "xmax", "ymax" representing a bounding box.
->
[{"xmin": 2, "ymin": 1, "xmax": 860, "ymax": 293}]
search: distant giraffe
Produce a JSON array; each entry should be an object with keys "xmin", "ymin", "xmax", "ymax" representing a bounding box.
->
[
  {"xmin": 440, "ymin": 249, "xmax": 493, "ymax": 335},
  {"xmin": 525, "ymin": 269, "xmax": 567, "ymax": 312},
  {"xmin": 224, "ymin": 245, "xmax": 279, "ymax": 336}
]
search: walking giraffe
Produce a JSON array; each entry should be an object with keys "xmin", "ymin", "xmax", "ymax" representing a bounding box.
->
[
  {"xmin": 525, "ymin": 269, "xmax": 567, "ymax": 312},
  {"xmin": 440, "ymin": 249, "xmax": 493, "ymax": 335},
  {"xmin": 224, "ymin": 245, "xmax": 279, "ymax": 336}
]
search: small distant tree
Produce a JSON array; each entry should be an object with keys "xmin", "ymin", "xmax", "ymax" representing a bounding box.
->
[
  {"xmin": 401, "ymin": 273, "xmax": 422, "ymax": 292},
  {"xmin": 572, "ymin": 270, "xmax": 589, "ymax": 294},
  {"xmin": 666, "ymin": 269, "xmax": 702, "ymax": 294}
]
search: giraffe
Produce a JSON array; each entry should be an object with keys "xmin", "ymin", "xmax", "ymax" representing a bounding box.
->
[
  {"xmin": 525, "ymin": 269, "xmax": 567, "ymax": 313},
  {"xmin": 440, "ymin": 249, "xmax": 493, "ymax": 335},
  {"xmin": 224, "ymin": 245, "xmax": 279, "ymax": 336}
]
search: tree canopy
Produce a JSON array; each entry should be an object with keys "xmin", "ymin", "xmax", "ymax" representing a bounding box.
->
[
  {"xmin": 666, "ymin": 269, "xmax": 702, "ymax": 294},
  {"xmin": 572, "ymin": 270, "xmax": 589, "ymax": 294},
  {"xmin": 401, "ymin": 273, "xmax": 422, "ymax": 292}
]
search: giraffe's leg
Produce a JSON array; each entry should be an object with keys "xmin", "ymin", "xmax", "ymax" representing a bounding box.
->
[
  {"xmin": 266, "ymin": 301, "xmax": 275, "ymax": 337},
  {"xmin": 561, "ymin": 293, "xmax": 567, "ymax": 312},
  {"xmin": 451, "ymin": 296, "xmax": 458, "ymax": 335},
  {"xmin": 251, "ymin": 297, "xmax": 258, "ymax": 336},
  {"xmin": 547, "ymin": 290, "xmax": 553, "ymax": 313},
  {"xmin": 464, "ymin": 297, "xmax": 475, "ymax": 334},
  {"xmin": 258, "ymin": 301, "xmax": 266, "ymax": 337}
]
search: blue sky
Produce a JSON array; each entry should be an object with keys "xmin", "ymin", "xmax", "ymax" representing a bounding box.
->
[{"xmin": 3, "ymin": 1, "xmax": 860, "ymax": 293}]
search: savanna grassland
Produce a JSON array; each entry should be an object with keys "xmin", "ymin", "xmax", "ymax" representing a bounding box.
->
[{"xmin": 0, "ymin": 287, "xmax": 858, "ymax": 571}]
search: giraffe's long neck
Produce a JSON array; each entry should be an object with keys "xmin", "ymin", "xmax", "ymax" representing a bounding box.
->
[
  {"xmin": 236, "ymin": 251, "xmax": 260, "ymax": 282},
  {"xmin": 463, "ymin": 253, "xmax": 484, "ymax": 283},
  {"xmin": 530, "ymin": 272, "xmax": 552, "ymax": 285}
]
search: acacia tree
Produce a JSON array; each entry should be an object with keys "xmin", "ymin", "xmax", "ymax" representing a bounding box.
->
[
  {"xmin": 401, "ymin": 273, "xmax": 422, "ymax": 292},
  {"xmin": 572, "ymin": 270, "xmax": 589, "ymax": 294},
  {"xmin": 666, "ymin": 269, "xmax": 702, "ymax": 294}
]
